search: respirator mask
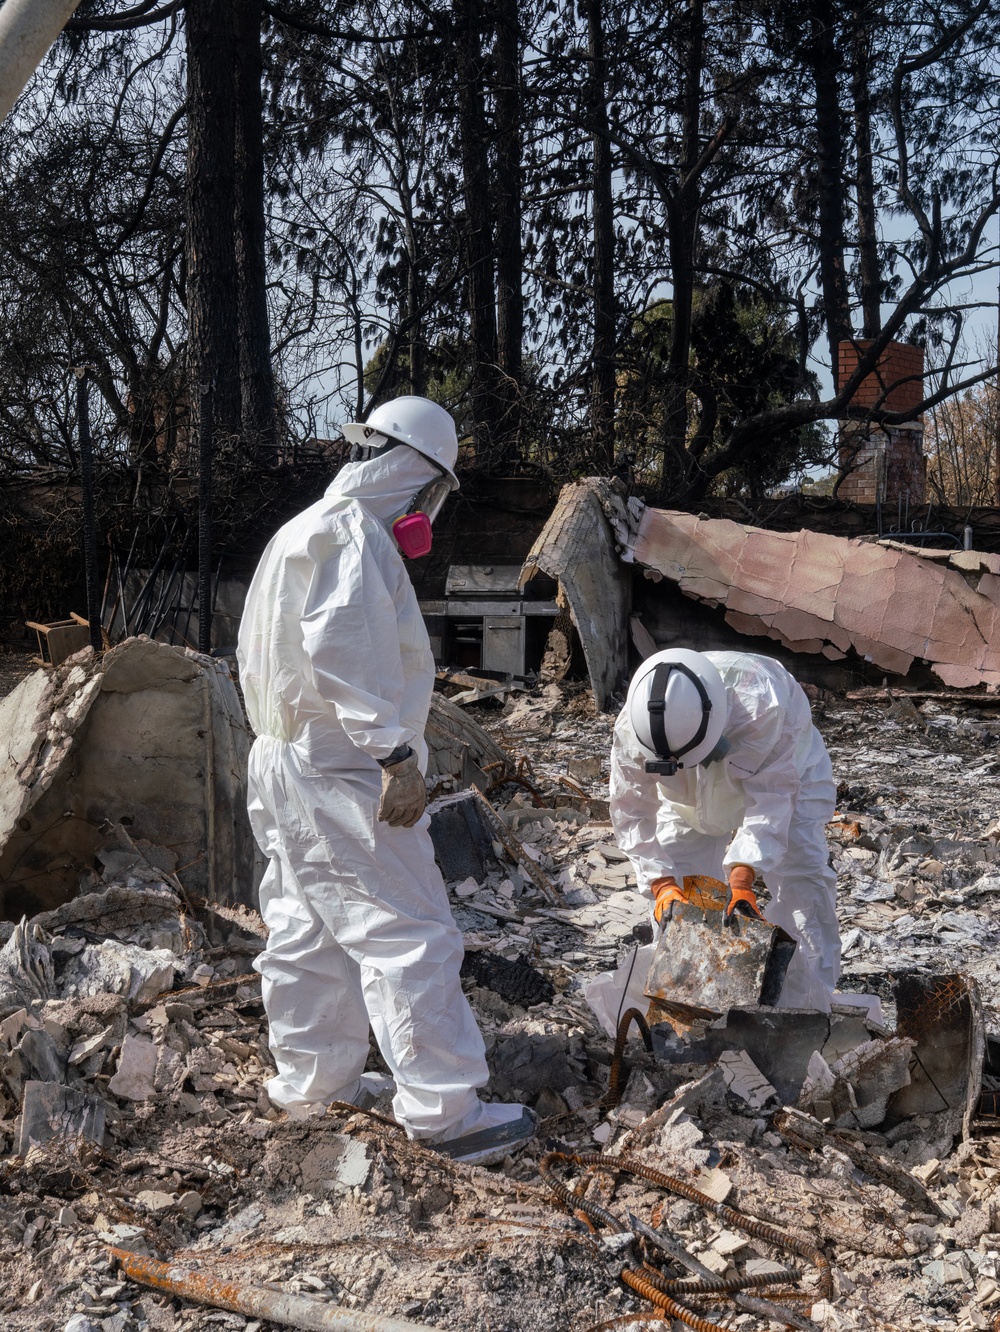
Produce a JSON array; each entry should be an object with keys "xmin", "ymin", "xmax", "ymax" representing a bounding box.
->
[
  {"xmin": 349, "ymin": 430, "xmax": 456, "ymax": 559},
  {"xmin": 391, "ymin": 471, "xmax": 454, "ymax": 559}
]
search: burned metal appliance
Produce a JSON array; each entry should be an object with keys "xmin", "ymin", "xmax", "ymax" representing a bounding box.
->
[
  {"xmin": 420, "ymin": 565, "xmax": 559, "ymax": 676},
  {"xmin": 644, "ymin": 876, "xmax": 797, "ymax": 1021}
]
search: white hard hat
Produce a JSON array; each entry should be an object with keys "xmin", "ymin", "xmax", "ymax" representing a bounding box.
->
[
  {"xmin": 626, "ymin": 649, "xmax": 727, "ymax": 773},
  {"xmin": 342, "ymin": 396, "xmax": 459, "ymax": 488}
]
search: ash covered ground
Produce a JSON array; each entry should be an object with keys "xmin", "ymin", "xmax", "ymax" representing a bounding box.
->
[{"xmin": 2, "ymin": 675, "xmax": 1000, "ymax": 1331}]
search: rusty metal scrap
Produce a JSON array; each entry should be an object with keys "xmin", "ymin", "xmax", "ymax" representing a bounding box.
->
[
  {"xmin": 485, "ymin": 773, "xmax": 545, "ymax": 805},
  {"xmin": 644, "ymin": 898, "xmax": 796, "ymax": 1017},
  {"xmin": 625, "ymin": 1212, "xmax": 821, "ymax": 1332},
  {"xmin": 621, "ymin": 1268, "xmax": 820, "ymax": 1332},
  {"xmin": 539, "ymin": 1150, "xmax": 832, "ymax": 1332},
  {"xmin": 887, "ymin": 972, "xmax": 985, "ymax": 1139},
  {"xmin": 618, "ymin": 1271, "xmax": 736, "ymax": 1332},
  {"xmin": 604, "ymin": 1007, "xmax": 653, "ymax": 1109},
  {"xmin": 108, "ymin": 1247, "xmax": 430, "ymax": 1331}
]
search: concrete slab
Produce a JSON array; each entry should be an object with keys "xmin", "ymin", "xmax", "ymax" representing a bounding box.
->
[
  {"xmin": 0, "ymin": 640, "xmax": 259, "ymax": 919},
  {"xmin": 651, "ymin": 1006, "xmax": 874, "ymax": 1105}
]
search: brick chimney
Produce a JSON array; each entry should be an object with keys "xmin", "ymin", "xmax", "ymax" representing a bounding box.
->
[{"xmin": 837, "ymin": 339, "xmax": 926, "ymax": 506}]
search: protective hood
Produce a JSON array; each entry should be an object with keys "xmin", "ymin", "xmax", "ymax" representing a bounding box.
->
[{"xmin": 325, "ymin": 446, "xmax": 442, "ymax": 527}]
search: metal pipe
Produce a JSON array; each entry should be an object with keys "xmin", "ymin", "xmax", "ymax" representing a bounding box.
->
[
  {"xmin": 0, "ymin": 0, "xmax": 82, "ymax": 123},
  {"xmin": 605, "ymin": 1007, "xmax": 653, "ymax": 1108},
  {"xmin": 108, "ymin": 1248, "xmax": 429, "ymax": 1332}
]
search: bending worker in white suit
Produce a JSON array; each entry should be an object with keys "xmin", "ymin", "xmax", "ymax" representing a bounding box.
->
[
  {"xmin": 610, "ymin": 648, "xmax": 840, "ymax": 1010},
  {"xmin": 237, "ymin": 395, "xmax": 535, "ymax": 1164}
]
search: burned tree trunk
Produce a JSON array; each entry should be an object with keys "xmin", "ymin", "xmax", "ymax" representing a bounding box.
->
[
  {"xmin": 851, "ymin": 0, "xmax": 881, "ymax": 339},
  {"xmin": 586, "ymin": 0, "xmax": 616, "ymax": 473},
  {"xmin": 493, "ymin": 0, "xmax": 523, "ymax": 462},
  {"xmin": 186, "ymin": 0, "xmax": 240, "ymax": 652},
  {"xmin": 233, "ymin": 0, "xmax": 277, "ymax": 456},
  {"xmin": 454, "ymin": 0, "xmax": 499, "ymax": 464},
  {"xmin": 808, "ymin": 0, "xmax": 853, "ymax": 367},
  {"xmin": 185, "ymin": 0, "xmax": 241, "ymax": 446},
  {"xmin": 659, "ymin": 0, "xmax": 704, "ymax": 498}
]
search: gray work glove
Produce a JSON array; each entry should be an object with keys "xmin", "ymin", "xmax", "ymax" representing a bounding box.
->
[{"xmin": 377, "ymin": 754, "xmax": 426, "ymax": 828}]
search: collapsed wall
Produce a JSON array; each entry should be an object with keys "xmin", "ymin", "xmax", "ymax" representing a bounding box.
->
[
  {"xmin": 631, "ymin": 508, "xmax": 1000, "ymax": 688},
  {"xmin": 521, "ymin": 480, "xmax": 1000, "ymax": 707},
  {"xmin": 0, "ymin": 638, "xmax": 259, "ymax": 919},
  {"xmin": 520, "ymin": 478, "xmax": 632, "ymax": 709},
  {"xmin": 0, "ymin": 637, "xmax": 515, "ymax": 922}
]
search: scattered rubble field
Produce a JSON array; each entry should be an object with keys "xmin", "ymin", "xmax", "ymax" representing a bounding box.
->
[{"xmin": 4, "ymin": 673, "xmax": 1000, "ymax": 1331}]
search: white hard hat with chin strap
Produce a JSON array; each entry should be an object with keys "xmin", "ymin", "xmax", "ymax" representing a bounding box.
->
[
  {"xmin": 341, "ymin": 396, "xmax": 461, "ymax": 559},
  {"xmin": 626, "ymin": 649, "xmax": 728, "ymax": 775},
  {"xmin": 342, "ymin": 395, "xmax": 460, "ymax": 489}
]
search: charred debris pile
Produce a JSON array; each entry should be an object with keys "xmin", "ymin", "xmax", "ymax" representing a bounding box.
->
[{"xmin": 1, "ymin": 650, "xmax": 1000, "ymax": 1329}]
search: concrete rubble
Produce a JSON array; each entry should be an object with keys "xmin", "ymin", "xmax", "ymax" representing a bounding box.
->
[
  {"xmin": 0, "ymin": 637, "xmax": 260, "ymax": 916},
  {"xmin": 2, "ymin": 665, "xmax": 1000, "ymax": 1328}
]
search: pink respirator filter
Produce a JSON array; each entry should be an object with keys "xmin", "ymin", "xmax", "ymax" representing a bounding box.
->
[{"xmin": 392, "ymin": 511, "xmax": 433, "ymax": 559}]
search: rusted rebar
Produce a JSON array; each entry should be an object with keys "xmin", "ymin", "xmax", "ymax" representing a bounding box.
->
[
  {"xmin": 647, "ymin": 1269, "xmax": 800, "ymax": 1297},
  {"xmin": 620, "ymin": 1269, "xmax": 729, "ymax": 1332},
  {"xmin": 627, "ymin": 1212, "xmax": 822, "ymax": 1332},
  {"xmin": 107, "ymin": 1248, "xmax": 428, "ymax": 1331},
  {"xmin": 584, "ymin": 1316, "xmax": 671, "ymax": 1332},
  {"xmin": 539, "ymin": 1149, "xmax": 833, "ymax": 1326},
  {"xmin": 602, "ymin": 1154, "xmax": 833, "ymax": 1300},
  {"xmin": 486, "ymin": 773, "xmax": 545, "ymax": 805},
  {"xmin": 538, "ymin": 1158, "xmax": 628, "ymax": 1234},
  {"xmin": 605, "ymin": 1007, "xmax": 653, "ymax": 1108}
]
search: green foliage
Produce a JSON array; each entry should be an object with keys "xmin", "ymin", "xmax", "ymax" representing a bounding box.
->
[
  {"xmin": 363, "ymin": 338, "xmax": 473, "ymax": 416},
  {"xmin": 619, "ymin": 285, "xmax": 826, "ymax": 499}
]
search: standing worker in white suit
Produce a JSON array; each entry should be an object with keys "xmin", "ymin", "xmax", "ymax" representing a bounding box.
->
[
  {"xmin": 237, "ymin": 396, "xmax": 535, "ymax": 1164},
  {"xmin": 610, "ymin": 648, "xmax": 840, "ymax": 1010}
]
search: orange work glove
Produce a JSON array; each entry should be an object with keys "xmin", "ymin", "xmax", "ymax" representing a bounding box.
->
[
  {"xmin": 651, "ymin": 875, "xmax": 687, "ymax": 927},
  {"xmin": 725, "ymin": 864, "xmax": 763, "ymax": 921}
]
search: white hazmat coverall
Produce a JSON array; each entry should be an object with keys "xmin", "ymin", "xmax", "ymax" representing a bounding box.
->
[
  {"xmin": 610, "ymin": 651, "xmax": 840, "ymax": 1010},
  {"xmin": 237, "ymin": 448, "xmax": 490, "ymax": 1137}
]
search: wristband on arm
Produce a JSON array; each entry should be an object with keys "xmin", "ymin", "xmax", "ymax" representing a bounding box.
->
[{"xmin": 377, "ymin": 744, "xmax": 414, "ymax": 769}]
